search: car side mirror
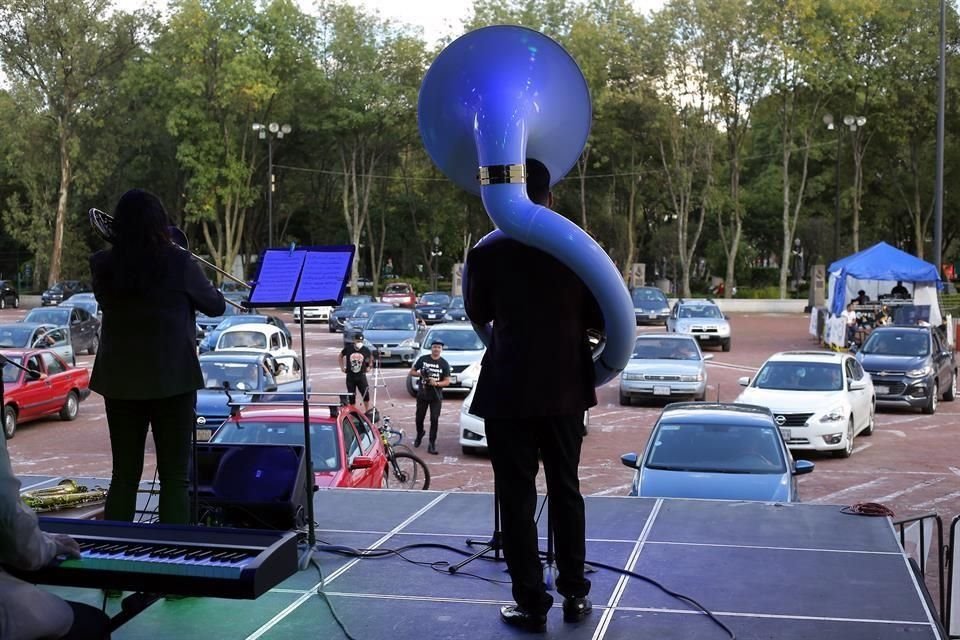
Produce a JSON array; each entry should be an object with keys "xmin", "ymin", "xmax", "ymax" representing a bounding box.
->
[
  {"xmin": 793, "ymin": 459, "xmax": 815, "ymax": 475},
  {"xmin": 620, "ymin": 452, "xmax": 640, "ymax": 469},
  {"xmin": 738, "ymin": 376, "xmax": 750, "ymax": 387},
  {"xmin": 349, "ymin": 455, "xmax": 375, "ymax": 470},
  {"xmin": 703, "ymin": 354, "xmax": 714, "ymax": 361},
  {"xmin": 849, "ymin": 380, "xmax": 867, "ymax": 391},
  {"xmin": 412, "ymin": 343, "xmax": 420, "ymax": 350},
  {"xmin": 724, "ymin": 314, "xmax": 730, "ymax": 320}
]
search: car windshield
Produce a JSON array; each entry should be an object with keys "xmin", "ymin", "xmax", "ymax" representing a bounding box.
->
[
  {"xmin": 219, "ymin": 331, "xmax": 268, "ymax": 349},
  {"xmin": 48, "ymin": 284, "xmax": 65, "ymax": 293},
  {"xmin": 340, "ymin": 295, "xmax": 369, "ymax": 309},
  {"xmin": 216, "ymin": 316, "xmax": 264, "ymax": 330},
  {"xmin": 61, "ymin": 301, "xmax": 97, "ymax": 316},
  {"xmin": 679, "ymin": 305, "xmax": 723, "ymax": 319},
  {"xmin": 212, "ymin": 421, "xmax": 340, "ymax": 471},
  {"xmin": 420, "ymin": 293, "xmax": 450, "ymax": 306},
  {"xmin": 25, "ymin": 309, "xmax": 70, "ymax": 325},
  {"xmin": 754, "ymin": 362, "xmax": 842, "ymax": 391},
  {"xmin": 632, "ymin": 338, "xmax": 700, "ymax": 360},
  {"xmin": 352, "ymin": 305, "xmax": 388, "ymax": 318},
  {"xmin": 200, "ymin": 361, "xmax": 260, "ymax": 390},
  {"xmin": 860, "ymin": 331, "xmax": 930, "ymax": 357},
  {"xmin": 1, "ymin": 356, "xmax": 23, "ymax": 383},
  {"xmin": 426, "ymin": 329, "xmax": 484, "ymax": 351},
  {"xmin": 633, "ymin": 289, "xmax": 667, "ymax": 304},
  {"xmin": 367, "ymin": 312, "xmax": 415, "ymax": 331},
  {"xmin": 0, "ymin": 326, "xmax": 36, "ymax": 348},
  {"xmin": 646, "ymin": 423, "xmax": 786, "ymax": 474},
  {"xmin": 448, "ymin": 296, "xmax": 464, "ymax": 310},
  {"xmin": 384, "ymin": 284, "xmax": 411, "ymax": 295}
]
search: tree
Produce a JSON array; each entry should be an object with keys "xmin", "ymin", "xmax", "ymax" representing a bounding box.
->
[{"xmin": 0, "ymin": 0, "xmax": 143, "ymax": 285}]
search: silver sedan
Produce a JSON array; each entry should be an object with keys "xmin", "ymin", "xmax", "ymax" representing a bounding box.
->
[{"xmin": 619, "ymin": 334, "xmax": 712, "ymax": 405}]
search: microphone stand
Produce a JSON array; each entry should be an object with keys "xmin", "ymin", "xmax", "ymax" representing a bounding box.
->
[{"xmin": 448, "ymin": 485, "xmax": 502, "ymax": 574}]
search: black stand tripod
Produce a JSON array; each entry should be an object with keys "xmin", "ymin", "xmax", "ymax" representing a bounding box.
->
[{"xmin": 448, "ymin": 487, "xmax": 503, "ymax": 573}]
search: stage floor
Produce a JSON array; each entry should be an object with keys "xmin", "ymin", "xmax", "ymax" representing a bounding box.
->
[{"xmin": 21, "ymin": 475, "xmax": 945, "ymax": 639}]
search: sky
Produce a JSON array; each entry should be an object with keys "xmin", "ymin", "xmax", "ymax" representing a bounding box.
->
[{"xmin": 119, "ymin": 0, "xmax": 668, "ymax": 44}]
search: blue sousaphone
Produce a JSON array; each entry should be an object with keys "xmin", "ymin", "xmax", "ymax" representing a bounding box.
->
[{"xmin": 417, "ymin": 25, "xmax": 634, "ymax": 385}]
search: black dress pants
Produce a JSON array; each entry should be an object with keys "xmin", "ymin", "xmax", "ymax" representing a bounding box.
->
[
  {"xmin": 103, "ymin": 391, "xmax": 196, "ymax": 524},
  {"xmin": 61, "ymin": 601, "xmax": 112, "ymax": 639},
  {"xmin": 484, "ymin": 414, "xmax": 590, "ymax": 615},
  {"xmin": 415, "ymin": 392, "xmax": 442, "ymax": 444}
]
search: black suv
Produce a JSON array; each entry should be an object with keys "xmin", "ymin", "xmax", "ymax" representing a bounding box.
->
[
  {"xmin": 855, "ymin": 325, "xmax": 956, "ymax": 414},
  {"xmin": 41, "ymin": 280, "xmax": 91, "ymax": 306},
  {"xmin": 0, "ymin": 280, "xmax": 18, "ymax": 309}
]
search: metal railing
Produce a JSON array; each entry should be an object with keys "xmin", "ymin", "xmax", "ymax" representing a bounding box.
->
[{"xmin": 894, "ymin": 513, "xmax": 945, "ymax": 628}]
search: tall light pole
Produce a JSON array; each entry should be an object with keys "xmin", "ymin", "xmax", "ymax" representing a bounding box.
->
[
  {"xmin": 822, "ymin": 113, "xmax": 866, "ymax": 262},
  {"xmin": 252, "ymin": 122, "xmax": 292, "ymax": 248},
  {"xmin": 934, "ymin": 0, "xmax": 946, "ymax": 274},
  {"xmin": 430, "ymin": 236, "xmax": 442, "ymax": 291}
]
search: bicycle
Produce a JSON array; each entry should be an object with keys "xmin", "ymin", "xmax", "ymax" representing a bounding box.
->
[{"xmin": 379, "ymin": 415, "xmax": 431, "ymax": 490}]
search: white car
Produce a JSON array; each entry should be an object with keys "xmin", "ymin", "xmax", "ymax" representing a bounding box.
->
[
  {"xmin": 666, "ymin": 298, "xmax": 732, "ymax": 352},
  {"xmin": 293, "ymin": 305, "xmax": 332, "ymax": 323},
  {"xmin": 406, "ymin": 323, "xmax": 485, "ymax": 397},
  {"xmin": 459, "ymin": 378, "xmax": 590, "ymax": 456},
  {"xmin": 215, "ymin": 323, "xmax": 301, "ymax": 382},
  {"xmin": 735, "ymin": 351, "xmax": 875, "ymax": 458}
]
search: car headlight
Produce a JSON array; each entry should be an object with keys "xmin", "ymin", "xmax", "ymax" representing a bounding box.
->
[
  {"xmin": 622, "ymin": 373, "xmax": 643, "ymax": 381},
  {"xmin": 906, "ymin": 366, "xmax": 933, "ymax": 378},
  {"xmin": 461, "ymin": 362, "xmax": 481, "ymax": 380},
  {"xmin": 819, "ymin": 406, "xmax": 846, "ymax": 423},
  {"xmin": 399, "ymin": 338, "xmax": 417, "ymax": 348},
  {"xmin": 680, "ymin": 372, "xmax": 704, "ymax": 382}
]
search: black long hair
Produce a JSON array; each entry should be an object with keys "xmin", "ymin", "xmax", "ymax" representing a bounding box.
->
[{"xmin": 109, "ymin": 189, "xmax": 172, "ymax": 289}]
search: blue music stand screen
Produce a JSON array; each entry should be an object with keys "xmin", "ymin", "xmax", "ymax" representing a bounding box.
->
[{"xmin": 247, "ymin": 245, "xmax": 355, "ymax": 308}]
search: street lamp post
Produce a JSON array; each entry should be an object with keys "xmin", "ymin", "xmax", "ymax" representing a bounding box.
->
[
  {"xmin": 430, "ymin": 236, "xmax": 442, "ymax": 291},
  {"xmin": 252, "ymin": 122, "xmax": 292, "ymax": 248},
  {"xmin": 822, "ymin": 113, "xmax": 866, "ymax": 263},
  {"xmin": 792, "ymin": 238, "xmax": 804, "ymax": 299}
]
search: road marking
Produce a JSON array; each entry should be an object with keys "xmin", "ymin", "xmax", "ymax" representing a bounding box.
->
[
  {"xmin": 914, "ymin": 490, "xmax": 960, "ymax": 510},
  {"xmin": 852, "ymin": 442, "xmax": 873, "ymax": 454},
  {"xmin": 590, "ymin": 484, "xmax": 632, "ymax": 497},
  {"xmin": 950, "ymin": 467, "xmax": 960, "ymax": 476},
  {"xmin": 810, "ymin": 477, "xmax": 888, "ymax": 504},
  {"xmin": 917, "ymin": 424, "xmax": 943, "ymax": 431},
  {"xmin": 873, "ymin": 478, "xmax": 946, "ymax": 503},
  {"xmin": 886, "ymin": 429, "xmax": 906, "ymax": 438}
]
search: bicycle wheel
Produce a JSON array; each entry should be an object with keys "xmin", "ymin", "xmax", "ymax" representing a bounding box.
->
[{"xmin": 385, "ymin": 451, "xmax": 431, "ymax": 490}]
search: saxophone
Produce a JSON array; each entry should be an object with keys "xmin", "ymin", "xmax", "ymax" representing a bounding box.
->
[{"xmin": 22, "ymin": 479, "xmax": 109, "ymax": 513}]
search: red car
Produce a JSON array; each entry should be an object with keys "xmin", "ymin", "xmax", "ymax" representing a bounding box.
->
[
  {"xmin": 380, "ymin": 282, "xmax": 417, "ymax": 308},
  {"xmin": 209, "ymin": 403, "xmax": 388, "ymax": 489},
  {"xmin": 1, "ymin": 349, "xmax": 91, "ymax": 439}
]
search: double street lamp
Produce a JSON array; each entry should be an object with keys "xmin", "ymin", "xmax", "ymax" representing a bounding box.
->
[
  {"xmin": 822, "ymin": 113, "xmax": 866, "ymax": 263},
  {"xmin": 252, "ymin": 122, "xmax": 292, "ymax": 248}
]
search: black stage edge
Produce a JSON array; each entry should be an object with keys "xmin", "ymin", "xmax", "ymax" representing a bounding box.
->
[{"xmin": 23, "ymin": 481, "xmax": 945, "ymax": 640}]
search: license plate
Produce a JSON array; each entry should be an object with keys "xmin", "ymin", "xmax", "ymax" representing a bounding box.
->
[
  {"xmin": 196, "ymin": 428, "xmax": 212, "ymax": 442},
  {"xmin": 648, "ymin": 314, "xmax": 656, "ymax": 319},
  {"xmin": 875, "ymin": 385, "xmax": 889, "ymax": 395},
  {"xmin": 779, "ymin": 428, "xmax": 791, "ymax": 441},
  {"xmin": 698, "ymin": 334, "xmax": 710, "ymax": 340},
  {"xmin": 450, "ymin": 375, "xmax": 458, "ymax": 384},
  {"xmin": 380, "ymin": 350, "xmax": 391, "ymax": 358},
  {"xmin": 653, "ymin": 385, "xmax": 671, "ymax": 396}
]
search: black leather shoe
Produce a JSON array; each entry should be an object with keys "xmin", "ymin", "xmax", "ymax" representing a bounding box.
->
[
  {"xmin": 414, "ymin": 435, "xmax": 423, "ymax": 448},
  {"xmin": 500, "ymin": 605, "xmax": 547, "ymax": 633},
  {"xmin": 562, "ymin": 596, "xmax": 593, "ymax": 623},
  {"xmin": 427, "ymin": 443, "xmax": 438, "ymax": 455}
]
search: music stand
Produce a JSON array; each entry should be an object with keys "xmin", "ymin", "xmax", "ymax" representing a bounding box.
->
[{"xmin": 245, "ymin": 244, "xmax": 354, "ymax": 569}]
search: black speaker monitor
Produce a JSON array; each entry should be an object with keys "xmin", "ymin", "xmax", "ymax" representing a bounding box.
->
[{"xmin": 190, "ymin": 443, "xmax": 308, "ymax": 531}]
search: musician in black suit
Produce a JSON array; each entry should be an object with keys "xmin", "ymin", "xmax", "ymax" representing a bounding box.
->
[
  {"xmin": 0, "ymin": 388, "xmax": 112, "ymax": 639},
  {"xmin": 464, "ymin": 159, "xmax": 602, "ymax": 632},
  {"xmin": 90, "ymin": 189, "xmax": 225, "ymax": 525}
]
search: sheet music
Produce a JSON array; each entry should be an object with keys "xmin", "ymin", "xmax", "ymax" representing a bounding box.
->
[
  {"xmin": 248, "ymin": 250, "xmax": 306, "ymax": 305},
  {"xmin": 294, "ymin": 251, "xmax": 353, "ymax": 305}
]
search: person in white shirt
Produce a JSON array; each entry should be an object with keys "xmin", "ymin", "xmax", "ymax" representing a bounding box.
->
[
  {"xmin": 0, "ymin": 426, "xmax": 112, "ymax": 639},
  {"xmin": 842, "ymin": 302, "xmax": 858, "ymax": 345}
]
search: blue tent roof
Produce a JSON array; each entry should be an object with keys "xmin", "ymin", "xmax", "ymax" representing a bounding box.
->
[{"xmin": 828, "ymin": 242, "xmax": 940, "ymax": 315}]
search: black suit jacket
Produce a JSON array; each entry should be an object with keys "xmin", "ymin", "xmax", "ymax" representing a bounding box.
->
[
  {"xmin": 464, "ymin": 238, "xmax": 603, "ymax": 419},
  {"xmin": 89, "ymin": 246, "xmax": 225, "ymax": 400}
]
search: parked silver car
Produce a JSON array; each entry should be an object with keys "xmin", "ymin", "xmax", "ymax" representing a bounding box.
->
[
  {"xmin": 0, "ymin": 323, "xmax": 75, "ymax": 366},
  {"xmin": 666, "ymin": 298, "xmax": 731, "ymax": 352},
  {"xmin": 363, "ymin": 309, "xmax": 426, "ymax": 365},
  {"xmin": 619, "ymin": 334, "xmax": 711, "ymax": 405},
  {"xmin": 406, "ymin": 323, "xmax": 484, "ymax": 397}
]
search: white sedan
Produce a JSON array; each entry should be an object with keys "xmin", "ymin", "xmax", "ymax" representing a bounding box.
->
[
  {"xmin": 735, "ymin": 351, "xmax": 875, "ymax": 458},
  {"xmin": 215, "ymin": 323, "xmax": 301, "ymax": 382}
]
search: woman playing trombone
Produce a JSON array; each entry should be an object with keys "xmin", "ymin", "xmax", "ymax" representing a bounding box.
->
[{"xmin": 90, "ymin": 189, "xmax": 225, "ymax": 524}]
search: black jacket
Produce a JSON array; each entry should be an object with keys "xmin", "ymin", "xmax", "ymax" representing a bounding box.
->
[
  {"xmin": 464, "ymin": 238, "xmax": 602, "ymax": 419},
  {"xmin": 89, "ymin": 246, "xmax": 225, "ymax": 399}
]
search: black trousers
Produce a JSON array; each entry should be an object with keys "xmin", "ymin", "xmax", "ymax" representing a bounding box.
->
[
  {"xmin": 61, "ymin": 601, "xmax": 111, "ymax": 639},
  {"xmin": 485, "ymin": 414, "xmax": 590, "ymax": 615},
  {"xmin": 415, "ymin": 392, "xmax": 442, "ymax": 444},
  {"xmin": 103, "ymin": 392, "xmax": 196, "ymax": 524}
]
